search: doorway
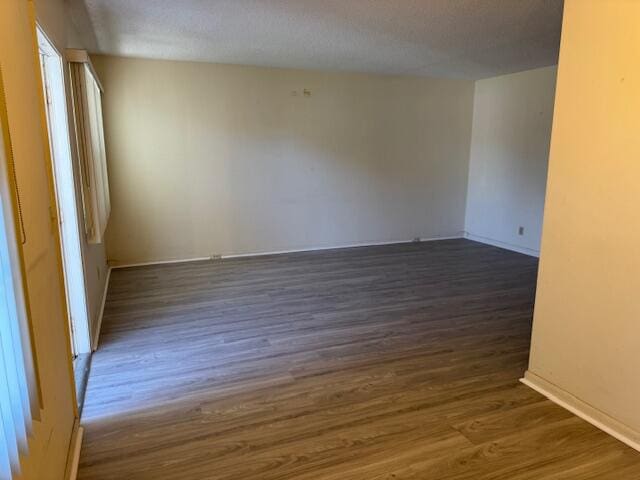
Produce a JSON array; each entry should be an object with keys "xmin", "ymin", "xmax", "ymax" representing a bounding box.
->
[{"xmin": 37, "ymin": 27, "xmax": 92, "ymax": 358}]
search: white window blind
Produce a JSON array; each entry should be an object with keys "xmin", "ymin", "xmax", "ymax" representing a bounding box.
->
[
  {"xmin": 0, "ymin": 68, "xmax": 41, "ymax": 480},
  {"xmin": 70, "ymin": 58, "xmax": 110, "ymax": 245}
]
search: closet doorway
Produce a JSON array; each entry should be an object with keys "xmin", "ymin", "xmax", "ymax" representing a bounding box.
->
[{"xmin": 37, "ymin": 26, "xmax": 91, "ymax": 357}]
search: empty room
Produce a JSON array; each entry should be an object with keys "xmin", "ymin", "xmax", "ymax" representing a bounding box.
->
[{"xmin": 0, "ymin": 0, "xmax": 639, "ymax": 479}]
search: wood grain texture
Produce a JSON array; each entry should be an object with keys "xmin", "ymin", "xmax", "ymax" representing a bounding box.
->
[{"xmin": 78, "ymin": 239, "xmax": 640, "ymax": 479}]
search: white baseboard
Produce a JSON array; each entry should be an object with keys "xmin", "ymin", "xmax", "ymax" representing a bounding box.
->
[
  {"xmin": 110, "ymin": 256, "xmax": 212, "ymax": 269},
  {"xmin": 110, "ymin": 234, "xmax": 465, "ymax": 269},
  {"xmin": 65, "ymin": 424, "xmax": 84, "ymax": 480},
  {"xmin": 521, "ymin": 370, "xmax": 640, "ymax": 452},
  {"xmin": 464, "ymin": 232, "xmax": 540, "ymax": 257},
  {"xmin": 222, "ymin": 235, "xmax": 464, "ymax": 260},
  {"xmin": 91, "ymin": 266, "xmax": 111, "ymax": 351}
]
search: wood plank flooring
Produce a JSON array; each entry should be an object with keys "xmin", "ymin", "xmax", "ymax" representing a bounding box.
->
[{"xmin": 78, "ymin": 239, "xmax": 640, "ymax": 479}]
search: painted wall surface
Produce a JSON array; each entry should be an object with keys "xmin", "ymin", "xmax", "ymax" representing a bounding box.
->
[
  {"xmin": 92, "ymin": 56, "xmax": 475, "ymax": 265},
  {"xmin": 528, "ymin": 0, "xmax": 640, "ymax": 434},
  {"xmin": 37, "ymin": 0, "xmax": 109, "ymax": 344},
  {"xmin": 464, "ymin": 66, "xmax": 557, "ymax": 255},
  {"xmin": 0, "ymin": 1, "xmax": 76, "ymax": 478}
]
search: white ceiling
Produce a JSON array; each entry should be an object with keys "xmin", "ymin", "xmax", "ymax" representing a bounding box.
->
[{"xmin": 76, "ymin": 0, "xmax": 563, "ymax": 79}]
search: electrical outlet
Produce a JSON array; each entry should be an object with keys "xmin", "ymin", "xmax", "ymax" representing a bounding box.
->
[
  {"xmin": 412, "ymin": 237, "xmax": 421, "ymax": 243},
  {"xmin": 518, "ymin": 226, "xmax": 525, "ymax": 236}
]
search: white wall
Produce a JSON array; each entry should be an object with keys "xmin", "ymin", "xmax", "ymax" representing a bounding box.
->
[
  {"xmin": 464, "ymin": 66, "xmax": 557, "ymax": 256},
  {"xmin": 526, "ymin": 0, "xmax": 640, "ymax": 448},
  {"xmin": 92, "ymin": 56, "xmax": 475, "ymax": 265}
]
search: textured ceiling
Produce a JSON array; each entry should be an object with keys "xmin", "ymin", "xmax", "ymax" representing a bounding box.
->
[{"xmin": 76, "ymin": 0, "xmax": 563, "ymax": 79}]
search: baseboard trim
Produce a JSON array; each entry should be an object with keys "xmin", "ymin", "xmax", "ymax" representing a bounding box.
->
[
  {"xmin": 110, "ymin": 235, "xmax": 465, "ymax": 269},
  {"xmin": 521, "ymin": 370, "xmax": 640, "ymax": 452},
  {"xmin": 91, "ymin": 266, "xmax": 111, "ymax": 351},
  {"xmin": 221, "ymin": 235, "xmax": 464, "ymax": 260},
  {"xmin": 65, "ymin": 423, "xmax": 84, "ymax": 480},
  {"xmin": 110, "ymin": 256, "xmax": 213, "ymax": 269},
  {"xmin": 464, "ymin": 232, "xmax": 540, "ymax": 257}
]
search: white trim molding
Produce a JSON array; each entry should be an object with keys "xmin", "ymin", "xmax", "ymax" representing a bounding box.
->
[
  {"xmin": 65, "ymin": 423, "xmax": 84, "ymax": 480},
  {"xmin": 521, "ymin": 370, "xmax": 640, "ymax": 453},
  {"xmin": 65, "ymin": 49, "xmax": 104, "ymax": 92},
  {"xmin": 110, "ymin": 256, "xmax": 213, "ymax": 270},
  {"xmin": 221, "ymin": 235, "xmax": 464, "ymax": 260},
  {"xmin": 91, "ymin": 266, "xmax": 111, "ymax": 351},
  {"xmin": 110, "ymin": 235, "xmax": 465, "ymax": 269},
  {"xmin": 464, "ymin": 232, "xmax": 540, "ymax": 257}
]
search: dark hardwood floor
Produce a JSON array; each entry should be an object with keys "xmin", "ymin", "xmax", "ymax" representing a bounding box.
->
[{"xmin": 78, "ymin": 239, "xmax": 640, "ymax": 479}]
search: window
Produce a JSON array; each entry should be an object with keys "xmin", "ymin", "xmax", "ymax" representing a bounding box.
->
[
  {"xmin": 69, "ymin": 53, "xmax": 110, "ymax": 244},
  {"xmin": 0, "ymin": 68, "xmax": 40, "ymax": 479}
]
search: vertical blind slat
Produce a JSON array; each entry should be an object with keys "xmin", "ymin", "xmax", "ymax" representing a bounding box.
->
[
  {"xmin": 0, "ymin": 218, "xmax": 31, "ymax": 446},
  {"xmin": 0, "ymin": 406, "xmax": 14, "ymax": 479},
  {"xmin": 0, "ymin": 340, "xmax": 21, "ymax": 477}
]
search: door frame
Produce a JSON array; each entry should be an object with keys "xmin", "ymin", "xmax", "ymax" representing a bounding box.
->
[{"xmin": 37, "ymin": 26, "xmax": 92, "ymax": 355}]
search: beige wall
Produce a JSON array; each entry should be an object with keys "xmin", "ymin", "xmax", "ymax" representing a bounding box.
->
[
  {"xmin": 465, "ymin": 66, "xmax": 557, "ymax": 256},
  {"xmin": 92, "ymin": 56, "xmax": 475, "ymax": 265},
  {"xmin": 36, "ymin": 0, "xmax": 109, "ymax": 345},
  {"xmin": 0, "ymin": 1, "xmax": 76, "ymax": 478},
  {"xmin": 527, "ymin": 0, "xmax": 640, "ymax": 439}
]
